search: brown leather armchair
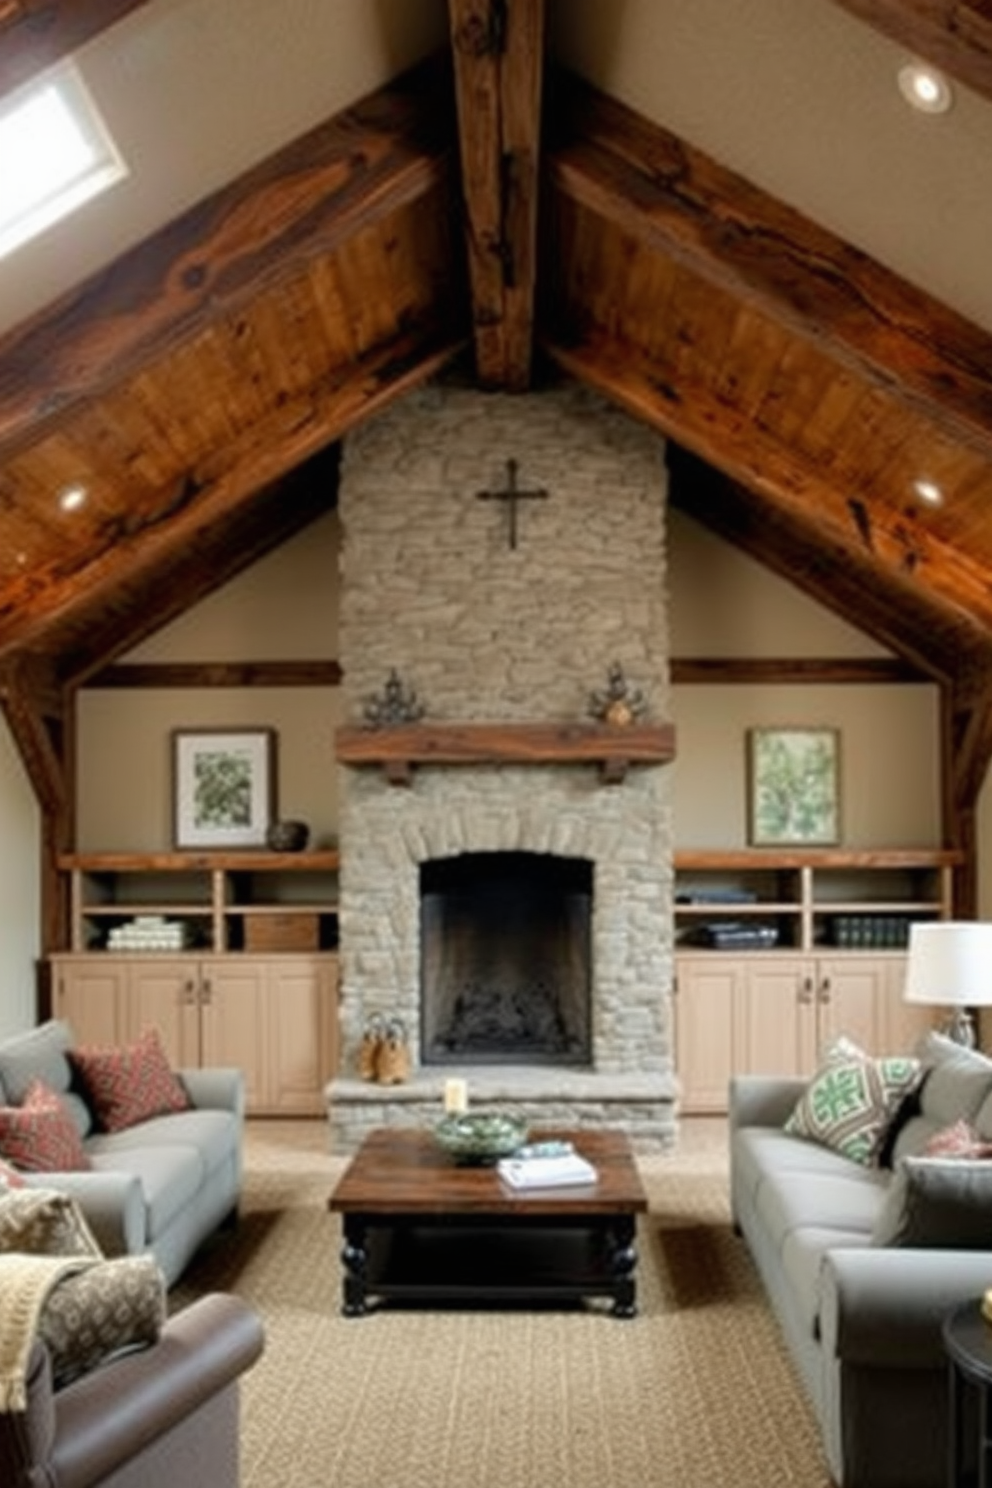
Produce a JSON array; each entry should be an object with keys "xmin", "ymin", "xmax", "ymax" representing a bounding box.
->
[{"xmin": 0, "ymin": 1293, "xmax": 264, "ymax": 1488}]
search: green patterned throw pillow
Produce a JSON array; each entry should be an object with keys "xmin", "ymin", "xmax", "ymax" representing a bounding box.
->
[{"xmin": 785, "ymin": 1038, "xmax": 921, "ymax": 1166}]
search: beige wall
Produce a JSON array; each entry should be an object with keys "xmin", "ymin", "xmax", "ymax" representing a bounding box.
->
[
  {"xmin": 668, "ymin": 511, "xmax": 940, "ymax": 848},
  {"xmin": 76, "ymin": 515, "xmax": 342, "ymax": 851},
  {"xmin": 75, "ymin": 500, "xmax": 942, "ymax": 856}
]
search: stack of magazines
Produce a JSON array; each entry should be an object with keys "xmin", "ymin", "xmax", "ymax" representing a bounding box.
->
[{"xmin": 497, "ymin": 1143, "xmax": 597, "ymax": 1189}]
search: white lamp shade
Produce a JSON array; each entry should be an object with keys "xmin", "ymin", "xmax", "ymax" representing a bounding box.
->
[{"xmin": 903, "ymin": 921, "xmax": 992, "ymax": 1007}]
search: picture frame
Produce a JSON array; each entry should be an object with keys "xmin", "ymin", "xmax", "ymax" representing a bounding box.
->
[
  {"xmin": 172, "ymin": 728, "xmax": 276, "ymax": 849},
  {"xmin": 747, "ymin": 727, "xmax": 840, "ymax": 847}
]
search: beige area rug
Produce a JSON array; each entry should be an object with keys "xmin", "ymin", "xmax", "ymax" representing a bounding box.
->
[{"xmin": 173, "ymin": 1122, "xmax": 834, "ymax": 1488}]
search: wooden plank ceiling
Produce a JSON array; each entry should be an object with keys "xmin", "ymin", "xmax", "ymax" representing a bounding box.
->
[{"xmin": 4, "ymin": 0, "xmax": 992, "ymax": 815}]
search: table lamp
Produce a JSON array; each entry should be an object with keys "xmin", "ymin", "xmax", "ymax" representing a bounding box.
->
[{"xmin": 903, "ymin": 921, "xmax": 992, "ymax": 1048}]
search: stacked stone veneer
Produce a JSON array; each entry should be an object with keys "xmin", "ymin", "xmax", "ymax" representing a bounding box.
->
[{"xmin": 328, "ymin": 382, "xmax": 677, "ymax": 1151}]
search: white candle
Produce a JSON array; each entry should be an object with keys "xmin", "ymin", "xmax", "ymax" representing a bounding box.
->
[{"xmin": 444, "ymin": 1077, "xmax": 468, "ymax": 1114}]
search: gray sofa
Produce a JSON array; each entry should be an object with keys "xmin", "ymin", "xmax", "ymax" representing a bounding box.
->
[
  {"xmin": 0, "ymin": 1020, "xmax": 244, "ymax": 1286},
  {"xmin": 730, "ymin": 1030, "xmax": 992, "ymax": 1488}
]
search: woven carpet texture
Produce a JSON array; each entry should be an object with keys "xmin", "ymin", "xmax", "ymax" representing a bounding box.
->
[{"xmin": 173, "ymin": 1122, "xmax": 834, "ymax": 1488}]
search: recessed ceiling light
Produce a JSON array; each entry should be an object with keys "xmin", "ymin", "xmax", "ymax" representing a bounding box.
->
[
  {"xmin": 58, "ymin": 484, "xmax": 88, "ymax": 512},
  {"xmin": 898, "ymin": 62, "xmax": 953, "ymax": 115},
  {"xmin": 913, "ymin": 478, "xmax": 943, "ymax": 506}
]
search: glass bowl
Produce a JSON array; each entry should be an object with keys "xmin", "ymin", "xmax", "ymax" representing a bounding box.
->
[{"xmin": 434, "ymin": 1112, "xmax": 529, "ymax": 1165}]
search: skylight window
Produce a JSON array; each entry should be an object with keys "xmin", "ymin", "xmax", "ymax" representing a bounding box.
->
[{"xmin": 0, "ymin": 62, "xmax": 127, "ymax": 262}]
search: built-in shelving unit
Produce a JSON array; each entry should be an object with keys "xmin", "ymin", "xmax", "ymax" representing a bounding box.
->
[
  {"xmin": 52, "ymin": 850, "xmax": 342, "ymax": 1116},
  {"xmin": 674, "ymin": 848, "xmax": 959, "ymax": 954},
  {"xmin": 57, "ymin": 850, "xmax": 340, "ymax": 954},
  {"xmin": 673, "ymin": 847, "xmax": 962, "ymax": 1113}
]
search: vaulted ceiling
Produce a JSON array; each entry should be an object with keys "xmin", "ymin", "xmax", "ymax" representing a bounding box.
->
[{"xmin": 3, "ymin": 0, "xmax": 992, "ymax": 844}]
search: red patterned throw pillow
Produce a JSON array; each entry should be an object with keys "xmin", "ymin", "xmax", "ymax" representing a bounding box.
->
[
  {"xmin": 71, "ymin": 1028, "xmax": 191, "ymax": 1133},
  {"xmin": 0, "ymin": 1080, "xmax": 91, "ymax": 1172}
]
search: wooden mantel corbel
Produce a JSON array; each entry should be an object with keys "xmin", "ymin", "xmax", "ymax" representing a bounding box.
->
[{"xmin": 335, "ymin": 721, "xmax": 676, "ymax": 786}]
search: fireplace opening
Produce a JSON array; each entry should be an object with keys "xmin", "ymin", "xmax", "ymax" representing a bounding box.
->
[{"xmin": 420, "ymin": 851, "xmax": 593, "ymax": 1066}]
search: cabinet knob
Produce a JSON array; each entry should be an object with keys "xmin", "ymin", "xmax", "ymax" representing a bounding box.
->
[
  {"xmin": 818, "ymin": 977, "xmax": 831, "ymax": 1003},
  {"xmin": 200, "ymin": 978, "xmax": 212, "ymax": 1005},
  {"xmin": 183, "ymin": 979, "xmax": 197, "ymax": 1004},
  {"xmin": 799, "ymin": 976, "xmax": 814, "ymax": 1004}
]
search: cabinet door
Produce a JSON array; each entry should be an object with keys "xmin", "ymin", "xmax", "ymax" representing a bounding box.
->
[
  {"xmin": 51, "ymin": 957, "xmax": 130, "ymax": 1045},
  {"xmin": 263, "ymin": 957, "xmax": 335, "ymax": 1115},
  {"xmin": 814, "ymin": 956, "xmax": 891, "ymax": 1060},
  {"xmin": 198, "ymin": 960, "xmax": 268, "ymax": 1112},
  {"xmin": 674, "ymin": 955, "xmax": 741, "ymax": 1113},
  {"xmin": 127, "ymin": 959, "xmax": 201, "ymax": 1067},
  {"xmin": 738, "ymin": 957, "xmax": 808, "ymax": 1079}
]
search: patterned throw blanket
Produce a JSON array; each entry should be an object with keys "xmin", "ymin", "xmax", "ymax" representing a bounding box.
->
[{"xmin": 0, "ymin": 1252, "xmax": 99, "ymax": 1411}]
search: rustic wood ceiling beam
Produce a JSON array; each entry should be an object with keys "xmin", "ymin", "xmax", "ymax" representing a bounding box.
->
[
  {"xmin": 673, "ymin": 657, "xmax": 926, "ymax": 684},
  {"xmin": 448, "ymin": 0, "xmax": 543, "ymax": 390},
  {"xmin": 0, "ymin": 657, "xmax": 66, "ymax": 816},
  {"xmin": 947, "ymin": 664, "xmax": 992, "ymax": 811},
  {"xmin": 0, "ymin": 1, "xmax": 152, "ymax": 96},
  {"xmin": 544, "ymin": 327, "xmax": 992, "ymax": 658},
  {"xmin": 85, "ymin": 660, "xmax": 343, "ymax": 690},
  {"xmin": 2, "ymin": 325, "xmax": 464, "ymax": 669},
  {"xmin": 829, "ymin": 2, "xmax": 992, "ymax": 105},
  {"xmin": 545, "ymin": 69, "xmax": 992, "ymax": 464},
  {"xmin": 0, "ymin": 56, "xmax": 456, "ymax": 460}
]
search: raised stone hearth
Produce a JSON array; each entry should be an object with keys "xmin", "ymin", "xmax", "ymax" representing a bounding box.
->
[{"xmin": 328, "ymin": 382, "xmax": 677, "ymax": 1152}]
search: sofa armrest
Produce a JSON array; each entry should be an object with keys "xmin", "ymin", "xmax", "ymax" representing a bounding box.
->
[
  {"xmin": 728, "ymin": 1074, "xmax": 808, "ymax": 1132},
  {"xmin": 47, "ymin": 1293, "xmax": 264, "ymax": 1488},
  {"xmin": 177, "ymin": 1066, "xmax": 245, "ymax": 1117},
  {"xmin": 24, "ymin": 1169, "xmax": 146, "ymax": 1256},
  {"xmin": 819, "ymin": 1246, "xmax": 992, "ymax": 1368}
]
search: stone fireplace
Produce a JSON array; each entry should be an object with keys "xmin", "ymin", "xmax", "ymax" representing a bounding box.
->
[{"xmin": 327, "ymin": 382, "xmax": 677, "ymax": 1151}]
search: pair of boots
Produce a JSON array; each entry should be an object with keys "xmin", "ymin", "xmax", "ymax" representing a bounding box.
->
[{"xmin": 359, "ymin": 1014, "xmax": 410, "ymax": 1085}]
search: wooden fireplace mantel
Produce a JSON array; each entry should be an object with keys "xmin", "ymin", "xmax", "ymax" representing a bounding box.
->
[{"xmin": 335, "ymin": 721, "xmax": 677, "ymax": 785}]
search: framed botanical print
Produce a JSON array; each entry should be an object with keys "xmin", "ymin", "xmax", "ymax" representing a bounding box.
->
[
  {"xmin": 747, "ymin": 727, "xmax": 840, "ymax": 847},
  {"xmin": 172, "ymin": 728, "xmax": 276, "ymax": 849}
]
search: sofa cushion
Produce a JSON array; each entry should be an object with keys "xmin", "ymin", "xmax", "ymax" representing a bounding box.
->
[
  {"xmin": 70, "ymin": 1028, "xmax": 191, "ymax": 1133},
  {"xmin": 86, "ymin": 1142, "xmax": 204, "ymax": 1238},
  {"xmin": 39, "ymin": 1254, "xmax": 166, "ymax": 1389},
  {"xmin": 0, "ymin": 1081, "xmax": 92, "ymax": 1173},
  {"xmin": 0, "ymin": 1186, "xmax": 101, "ymax": 1257},
  {"xmin": 754, "ymin": 1165, "xmax": 888, "ymax": 1254},
  {"xmin": 87, "ymin": 1107, "xmax": 238, "ymax": 1176},
  {"xmin": 785, "ymin": 1039, "xmax": 921, "ymax": 1166},
  {"xmin": 0, "ymin": 1020, "xmax": 92, "ymax": 1140},
  {"xmin": 871, "ymin": 1155, "xmax": 992, "ymax": 1247}
]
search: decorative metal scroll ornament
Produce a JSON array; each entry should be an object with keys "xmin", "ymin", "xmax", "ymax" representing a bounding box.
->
[
  {"xmin": 363, "ymin": 669, "xmax": 426, "ymax": 727},
  {"xmin": 588, "ymin": 663, "xmax": 647, "ymax": 728}
]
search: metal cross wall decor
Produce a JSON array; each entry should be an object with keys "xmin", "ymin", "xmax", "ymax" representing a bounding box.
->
[{"xmin": 476, "ymin": 458, "xmax": 548, "ymax": 549}]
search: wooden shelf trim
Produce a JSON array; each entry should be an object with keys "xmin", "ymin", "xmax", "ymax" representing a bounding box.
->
[
  {"xmin": 336, "ymin": 721, "xmax": 676, "ymax": 784},
  {"xmin": 58, "ymin": 850, "xmax": 340, "ymax": 872},
  {"xmin": 675, "ymin": 848, "xmax": 963, "ymax": 870}
]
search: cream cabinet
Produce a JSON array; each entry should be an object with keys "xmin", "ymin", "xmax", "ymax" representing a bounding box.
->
[
  {"xmin": 673, "ymin": 848, "xmax": 956, "ymax": 1113},
  {"xmin": 675, "ymin": 951, "xmax": 937, "ymax": 1114},
  {"xmin": 51, "ymin": 952, "xmax": 338, "ymax": 1116}
]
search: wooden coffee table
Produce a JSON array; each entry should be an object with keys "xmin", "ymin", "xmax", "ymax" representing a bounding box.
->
[{"xmin": 328, "ymin": 1126, "xmax": 648, "ymax": 1318}]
